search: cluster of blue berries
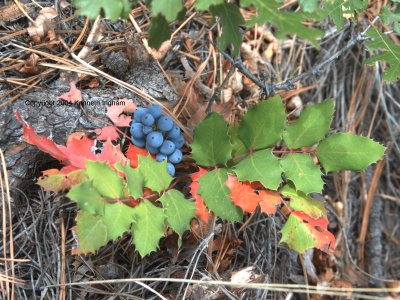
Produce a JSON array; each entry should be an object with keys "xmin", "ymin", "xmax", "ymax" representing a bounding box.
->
[{"xmin": 130, "ymin": 104, "xmax": 184, "ymax": 176}]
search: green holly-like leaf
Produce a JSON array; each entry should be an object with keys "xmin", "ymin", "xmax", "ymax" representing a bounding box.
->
[
  {"xmin": 197, "ymin": 169, "xmax": 243, "ymax": 221},
  {"xmin": 283, "ymin": 99, "xmax": 334, "ymax": 149},
  {"xmin": 86, "ymin": 161, "xmax": 124, "ymax": 199},
  {"xmin": 229, "ymin": 125, "xmax": 247, "ymax": 159},
  {"xmin": 191, "ymin": 113, "xmax": 232, "ymax": 166},
  {"xmin": 37, "ymin": 169, "xmax": 86, "ymax": 192},
  {"xmin": 75, "ymin": 211, "xmax": 108, "ymax": 254},
  {"xmin": 280, "ymin": 184, "xmax": 327, "ymax": 218},
  {"xmin": 103, "ymin": 203, "xmax": 135, "ymax": 240},
  {"xmin": 319, "ymin": 0, "xmax": 368, "ymax": 29},
  {"xmin": 381, "ymin": 6, "xmax": 400, "ymax": 34},
  {"xmin": 238, "ymin": 96, "xmax": 286, "ymax": 150},
  {"xmin": 131, "ymin": 200, "xmax": 165, "ymax": 257},
  {"xmin": 316, "ymin": 133, "xmax": 386, "ymax": 172},
  {"xmin": 151, "ymin": 0, "xmax": 183, "ymax": 22},
  {"xmin": 158, "ymin": 190, "xmax": 195, "ymax": 246},
  {"xmin": 241, "ymin": 0, "xmax": 323, "ymax": 46},
  {"xmin": 67, "ymin": 181, "xmax": 105, "ymax": 215},
  {"xmin": 148, "ymin": 15, "xmax": 171, "ymax": 49},
  {"xmin": 138, "ymin": 155, "xmax": 173, "ymax": 193},
  {"xmin": 298, "ymin": 0, "xmax": 318, "ymax": 13},
  {"xmin": 280, "ymin": 211, "xmax": 335, "ymax": 253},
  {"xmin": 234, "ymin": 149, "xmax": 282, "ymax": 190},
  {"xmin": 280, "ymin": 154, "xmax": 324, "ymax": 194},
  {"xmin": 365, "ymin": 25, "xmax": 400, "ymax": 82},
  {"xmin": 194, "ymin": 0, "xmax": 224, "ymax": 10},
  {"xmin": 210, "ymin": 3, "xmax": 245, "ymax": 55},
  {"xmin": 115, "ymin": 163, "xmax": 144, "ymax": 199},
  {"xmin": 73, "ymin": 0, "xmax": 132, "ymax": 21}
]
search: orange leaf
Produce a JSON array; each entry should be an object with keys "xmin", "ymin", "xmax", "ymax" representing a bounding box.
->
[
  {"xmin": 125, "ymin": 144, "xmax": 150, "ymax": 168},
  {"xmin": 59, "ymin": 82, "xmax": 82, "ymax": 103},
  {"xmin": 38, "ymin": 168, "xmax": 86, "ymax": 192},
  {"xmin": 225, "ymin": 174, "xmax": 260, "ymax": 213},
  {"xmin": 190, "ymin": 168, "xmax": 212, "ymax": 223},
  {"xmin": 258, "ymin": 190, "xmax": 282, "ymax": 215},
  {"xmin": 94, "ymin": 126, "xmax": 119, "ymax": 141},
  {"xmin": 106, "ymin": 99, "xmax": 136, "ymax": 126}
]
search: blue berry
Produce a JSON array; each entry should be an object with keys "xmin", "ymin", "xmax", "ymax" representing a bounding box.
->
[
  {"xmin": 156, "ymin": 153, "xmax": 167, "ymax": 162},
  {"xmin": 148, "ymin": 104, "xmax": 163, "ymax": 120},
  {"xmin": 160, "ymin": 140, "xmax": 176, "ymax": 155},
  {"xmin": 146, "ymin": 142, "xmax": 160, "ymax": 154},
  {"xmin": 167, "ymin": 162, "xmax": 175, "ymax": 176},
  {"xmin": 146, "ymin": 131, "xmax": 163, "ymax": 148},
  {"xmin": 131, "ymin": 137, "xmax": 145, "ymax": 148},
  {"xmin": 157, "ymin": 115, "xmax": 174, "ymax": 132},
  {"xmin": 142, "ymin": 125, "xmax": 153, "ymax": 135},
  {"xmin": 168, "ymin": 149, "xmax": 182, "ymax": 164},
  {"xmin": 141, "ymin": 113, "xmax": 155, "ymax": 126},
  {"xmin": 134, "ymin": 108, "xmax": 148, "ymax": 122},
  {"xmin": 130, "ymin": 123, "xmax": 144, "ymax": 138},
  {"xmin": 167, "ymin": 124, "xmax": 181, "ymax": 139},
  {"xmin": 170, "ymin": 135, "xmax": 184, "ymax": 149}
]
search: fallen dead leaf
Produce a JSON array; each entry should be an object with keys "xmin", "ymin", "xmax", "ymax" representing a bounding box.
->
[
  {"xmin": 59, "ymin": 82, "xmax": 82, "ymax": 103},
  {"xmin": 27, "ymin": 7, "xmax": 58, "ymax": 44},
  {"xmin": 106, "ymin": 99, "xmax": 136, "ymax": 126}
]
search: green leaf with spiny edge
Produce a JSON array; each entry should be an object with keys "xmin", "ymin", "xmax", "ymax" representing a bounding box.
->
[
  {"xmin": 298, "ymin": 0, "xmax": 318, "ymax": 13},
  {"xmin": 148, "ymin": 15, "xmax": 171, "ymax": 49},
  {"xmin": 319, "ymin": 0, "xmax": 368, "ymax": 29},
  {"xmin": 316, "ymin": 133, "xmax": 386, "ymax": 172},
  {"xmin": 283, "ymin": 99, "xmax": 334, "ymax": 149},
  {"xmin": 138, "ymin": 155, "xmax": 173, "ymax": 193},
  {"xmin": 210, "ymin": 3, "xmax": 245, "ymax": 55},
  {"xmin": 365, "ymin": 25, "xmax": 400, "ymax": 82},
  {"xmin": 234, "ymin": 149, "xmax": 282, "ymax": 190},
  {"xmin": 75, "ymin": 211, "xmax": 108, "ymax": 254},
  {"xmin": 191, "ymin": 113, "xmax": 232, "ymax": 166},
  {"xmin": 86, "ymin": 161, "xmax": 124, "ymax": 199},
  {"xmin": 115, "ymin": 163, "xmax": 144, "ymax": 199},
  {"xmin": 240, "ymin": 0, "xmax": 323, "ymax": 46},
  {"xmin": 381, "ymin": 6, "xmax": 400, "ymax": 34},
  {"xmin": 158, "ymin": 190, "xmax": 195, "ymax": 246},
  {"xmin": 151, "ymin": 0, "xmax": 183, "ymax": 22},
  {"xmin": 280, "ymin": 211, "xmax": 335, "ymax": 254},
  {"xmin": 73, "ymin": 0, "xmax": 132, "ymax": 21},
  {"xmin": 280, "ymin": 153, "xmax": 324, "ymax": 195},
  {"xmin": 197, "ymin": 169, "xmax": 243, "ymax": 221},
  {"xmin": 131, "ymin": 200, "xmax": 165, "ymax": 257},
  {"xmin": 238, "ymin": 96, "xmax": 286, "ymax": 150},
  {"xmin": 229, "ymin": 125, "xmax": 248, "ymax": 159},
  {"xmin": 195, "ymin": 0, "xmax": 224, "ymax": 10},
  {"xmin": 103, "ymin": 203, "xmax": 135, "ymax": 240},
  {"xmin": 280, "ymin": 184, "xmax": 327, "ymax": 218},
  {"xmin": 37, "ymin": 169, "xmax": 86, "ymax": 192},
  {"xmin": 67, "ymin": 181, "xmax": 105, "ymax": 216}
]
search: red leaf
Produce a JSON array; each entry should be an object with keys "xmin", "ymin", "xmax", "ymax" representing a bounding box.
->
[
  {"xmin": 125, "ymin": 144, "xmax": 150, "ymax": 168},
  {"xmin": 190, "ymin": 168, "xmax": 212, "ymax": 223},
  {"xmin": 94, "ymin": 126, "xmax": 119, "ymax": 141},
  {"xmin": 16, "ymin": 112, "xmax": 68, "ymax": 162},
  {"xmin": 106, "ymin": 99, "xmax": 136, "ymax": 126},
  {"xmin": 225, "ymin": 174, "xmax": 261, "ymax": 213},
  {"xmin": 97, "ymin": 139, "xmax": 127, "ymax": 166},
  {"xmin": 59, "ymin": 82, "xmax": 82, "ymax": 103},
  {"xmin": 64, "ymin": 132, "xmax": 96, "ymax": 168},
  {"xmin": 258, "ymin": 190, "xmax": 282, "ymax": 215},
  {"xmin": 293, "ymin": 211, "xmax": 336, "ymax": 253}
]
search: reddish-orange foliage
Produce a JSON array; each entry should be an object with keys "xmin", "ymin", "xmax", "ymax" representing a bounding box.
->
[
  {"xmin": 190, "ymin": 168, "xmax": 212, "ymax": 223},
  {"xmin": 94, "ymin": 126, "xmax": 119, "ymax": 141},
  {"xmin": 106, "ymin": 99, "xmax": 136, "ymax": 126},
  {"xmin": 225, "ymin": 174, "xmax": 261, "ymax": 213},
  {"xmin": 59, "ymin": 82, "xmax": 82, "ymax": 103},
  {"xmin": 258, "ymin": 190, "xmax": 282, "ymax": 215},
  {"xmin": 125, "ymin": 144, "xmax": 150, "ymax": 168}
]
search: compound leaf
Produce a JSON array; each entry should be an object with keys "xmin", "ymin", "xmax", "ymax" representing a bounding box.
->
[
  {"xmin": 75, "ymin": 211, "xmax": 108, "ymax": 254},
  {"xmin": 258, "ymin": 190, "xmax": 282, "ymax": 215},
  {"xmin": 280, "ymin": 184, "xmax": 327, "ymax": 218},
  {"xmin": 191, "ymin": 113, "xmax": 232, "ymax": 166},
  {"xmin": 234, "ymin": 149, "xmax": 282, "ymax": 190},
  {"xmin": 280, "ymin": 211, "xmax": 336, "ymax": 253},
  {"xmin": 283, "ymin": 99, "xmax": 334, "ymax": 148},
  {"xmin": 103, "ymin": 203, "xmax": 134, "ymax": 240},
  {"xmin": 298, "ymin": 0, "xmax": 318, "ymax": 13},
  {"xmin": 316, "ymin": 133, "xmax": 386, "ymax": 172},
  {"xmin": 229, "ymin": 125, "xmax": 247, "ymax": 159},
  {"xmin": 37, "ymin": 168, "xmax": 86, "ymax": 192},
  {"xmin": 319, "ymin": 0, "xmax": 368, "ymax": 29},
  {"xmin": 189, "ymin": 168, "xmax": 212, "ymax": 223},
  {"xmin": 365, "ymin": 25, "xmax": 400, "ymax": 82},
  {"xmin": 115, "ymin": 163, "xmax": 144, "ymax": 199},
  {"xmin": 131, "ymin": 200, "xmax": 165, "ymax": 257},
  {"xmin": 73, "ymin": 0, "xmax": 131, "ymax": 21},
  {"xmin": 241, "ymin": 0, "xmax": 323, "ymax": 46},
  {"xmin": 210, "ymin": 3, "xmax": 245, "ymax": 55},
  {"xmin": 148, "ymin": 15, "xmax": 171, "ymax": 49},
  {"xmin": 86, "ymin": 161, "xmax": 124, "ymax": 199},
  {"xmin": 67, "ymin": 181, "xmax": 105, "ymax": 215},
  {"xmin": 280, "ymin": 153, "xmax": 324, "ymax": 194},
  {"xmin": 195, "ymin": 0, "xmax": 224, "ymax": 10},
  {"xmin": 151, "ymin": 0, "xmax": 183, "ymax": 22},
  {"xmin": 158, "ymin": 190, "xmax": 195, "ymax": 246},
  {"xmin": 138, "ymin": 155, "xmax": 173, "ymax": 193},
  {"xmin": 225, "ymin": 174, "xmax": 261, "ymax": 213},
  {"xmin": 197, "ymin": 169, "xmax": 243, "ymax": 221},
  {"xmin": 238, "ymin": 96, "xmax": 286, "ymax": 150}
]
